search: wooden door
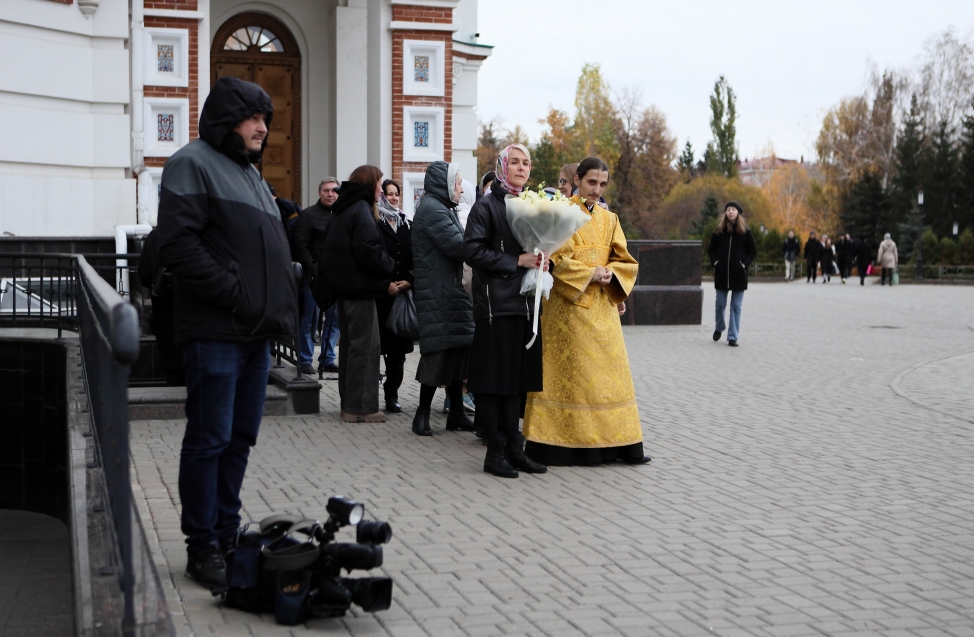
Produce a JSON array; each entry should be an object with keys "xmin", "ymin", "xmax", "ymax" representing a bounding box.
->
[{"xmin": 212, "ymin": 14, "xmax": 301, "ymax": 204}]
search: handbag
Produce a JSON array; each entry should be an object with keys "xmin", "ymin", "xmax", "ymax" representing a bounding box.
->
[
  {"xmin": 866, "ymin": 263, "xmax": 874, "ymax": 276},
  {"xmin": 386, "ymin": 289, "xmax": 419, "ymax": 340},
  {"xmin": 891, "ymin": 269, "xmax": 899, "ymax": 285}
]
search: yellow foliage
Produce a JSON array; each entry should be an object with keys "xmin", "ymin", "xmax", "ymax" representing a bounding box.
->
[{"xmin": 659, "ymin": 174, "xmax": 772, "ymax": 239}]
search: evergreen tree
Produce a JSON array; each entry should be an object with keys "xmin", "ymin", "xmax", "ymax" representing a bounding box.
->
[
  {"xmin": 692, "ymin": 195, "xmax": 721, "ymax": 237},
  {"xmin": 922, "ymin": 118, "xmax": 960, "ymax": 237},
  {"xmin": 841, "ymin": 171, "xmax": 891, "ymax": 248},
  {"xmin": 706, "ymin": 76, "xmax": 738, "ymax": 178},
  {"xmin": 890, "ymin": 94, "xmax": 925, "ymax": 232},
  {"xmin": 677, "ymin": 141, "xmax": 695, "ymax": 183},
  {"xmin": 898, "ymin": 200, "xmax": 925, "ymax": 263},
  {"xmin": 957, "ymin": 103, "xmax": 974, "ymax": 233}
]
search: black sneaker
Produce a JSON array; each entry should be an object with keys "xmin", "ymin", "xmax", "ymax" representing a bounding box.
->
[
  {"xmin": 186, "ymin": 543, "xmax": 228, "ymax": 591},
  {"xmin": 713, "ymin": 330, "xmax": 722, "ymax": 341},
  {"xmin": 728, "ymin": 340, "xmax": 738, "ymax": 347}
]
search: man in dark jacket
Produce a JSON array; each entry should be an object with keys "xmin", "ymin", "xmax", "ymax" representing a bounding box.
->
[
  {"xmin": 293, "ymin": 178, "xmax": 340, "ymax": 375},
  {"xmin": 156, "ymin": 76, "xmax": 298, "ymax": 591},
  {"xmin": 855, "ymin": 235, "xmax": 873, "ymax": 286},
  {"xmin": 804, "ymin": 231, "xmax": 821, "ymax": 283},
  {"xmin": 782, "ymin": 230, "xmax": 800, "ymax": 282},
  {"xmin": 836, "ymin": 233, "xmax": 855, "ymax": 283}
]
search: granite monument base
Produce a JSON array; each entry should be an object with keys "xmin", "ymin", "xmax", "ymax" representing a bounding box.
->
[{"xmin": 623, "ymin": 240, "xmax": 703, "ymax": 325}]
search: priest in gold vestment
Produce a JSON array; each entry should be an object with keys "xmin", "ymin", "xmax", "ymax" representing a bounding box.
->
[{"xmin": 523, "ymin": 158, "xmax": 650, "ymax": 466}]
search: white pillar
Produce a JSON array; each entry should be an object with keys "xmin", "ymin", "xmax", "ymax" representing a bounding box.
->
[{"xmin": 335, "ymin": 3, "xmax": 369, "ymax": 179}]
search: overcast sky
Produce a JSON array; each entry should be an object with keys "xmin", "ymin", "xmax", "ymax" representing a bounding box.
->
[{"xmin": 476, "ymin": 0, "xmax": 973, "ymax": 163}]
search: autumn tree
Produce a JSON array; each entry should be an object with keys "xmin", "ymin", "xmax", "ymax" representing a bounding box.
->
[
  {"xmin": 573, "ymin": 63, "xmax": 619, "ymax": 168},
  {"xmin": 659, "ymin": 174, "xmax": 772, "ymax": 240},
  {"xmin": 475, "ymin": 116, "xmax": 504, "ymax": 179},
  {"xmin": 917, "ymin": 28, "xmax": 974, "ymax": 138},
  {"xmin": 706, "ymin": 76, "xmax": 738, "ymax": 178}
]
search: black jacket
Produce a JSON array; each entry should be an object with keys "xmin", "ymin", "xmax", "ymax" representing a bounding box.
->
[
  {"xmin": 292, "ymin": 200, "xmax": 332, "ymax": 275},
  {"xmin": 411, "ymin": 161, "xmax": 474, "ymax": 353},
  {"xmin": 783, "ymin": 236, "xmax": 800, "ymax": 260},
  {"xmin": 820, "ymin": 244, "xmax": 834, "ymax": 269},
  {"xmin": 276, "ymin": 197, "xmax": 302, "ymax": 255},
  {"xmin": 855, "ymin": 241, "xmax": 873, "ymax": 267},
  {"xmin": 157, "ymin": 76, "xmax": 297, "ymax": 345},
  {"xmin": 463, "ymin": 185, "xmax": 533, "ymax": 322},
  {"xmin": 804, "ymin": 239, "xmax": 821, "ymax": 262},
  {"xmin": 319, "ymin": 182, "xmax": 395, "ymax": 300},
  {"xmin": 708, "ymin": 229, "xmax": 757, "ymax": 291},
  {"xmin": 835, "ymin": 238, "xmax": 854, "ymax": 261},
  {"xmin": 378, "ymin": 215, "xmax": 413, "ymax": 287}
]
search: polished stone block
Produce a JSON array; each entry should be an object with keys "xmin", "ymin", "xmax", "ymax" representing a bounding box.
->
[
  {"xmin": 623, "ymin": 286, "xmax": 702, "ymax": 326},
  {"xmin": 629, "ymin": 240, "xmax": 703, "ymax": 286}
]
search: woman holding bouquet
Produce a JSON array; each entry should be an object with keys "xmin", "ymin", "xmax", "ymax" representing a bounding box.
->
[
  {"xmin": 522, "ymin": 157, "xmax": 650, "ymax": 466},
  {"xmin": 463, "ymin": 144, "xmax": 549, "ymax": 478}
]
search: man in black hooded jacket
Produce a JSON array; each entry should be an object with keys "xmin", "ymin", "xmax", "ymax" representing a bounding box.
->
[{"xmin": 156, "ymin": 76, "xmax": 298, "ymax": 590}]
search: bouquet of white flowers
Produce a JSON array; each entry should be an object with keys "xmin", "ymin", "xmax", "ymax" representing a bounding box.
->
[{"xmin": 505, "ymin": 185, "xmax": 591, "ymax": 348}]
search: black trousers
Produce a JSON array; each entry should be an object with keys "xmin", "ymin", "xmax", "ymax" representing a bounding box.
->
[
  {"xmin": 881, "ymin": 268, "xmax": 893, "ymax": 285},
  {"xmin": 337, "ymin": 299, "xmax": 381, "ymax": 414},
  {"xmin": 806, "ymin": 260, "xmax": 817, "ymax": 281},
  {"xmin": 383, "ymin": 352, "xmax": 406, "ymax": 401},
  {"xmin": 474, "ymin": 393, "xmax": 521, "ymax": 452}
]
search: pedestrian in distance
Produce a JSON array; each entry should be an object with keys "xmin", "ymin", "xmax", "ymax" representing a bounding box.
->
[
  {"xmin": 804, "ymin": 231, "xmax": 821, "ymax": 283},
  {"xmin": 877, "ymin": 233, "xmax": 899, "ymax": 286},
  {"xmin": 708, "ymin": 202, "xmax": 757, "ymax": 347},
  {"xmin": 836, "ymin": 233, "xmax": 854, "ymax": 283},
  {"xmin": 855, "ymin": 235, "xmax": 872, "ymax": 285},
  {"xmin": 463, "ymin": 144, "xmax": 548, "ymax": 478},
  {"xmin": 156, "ymin": 76, "xmax": 298, "ymax": 591},
  {"xmin": 375, "ymin": 187, "xmax": 414, "ymax": 414},
  {"xmin": 410, "ymin": 161, "xmax": 477, "ymax": 436},
  {"xmin": 820, "ymin": 236, "xmax": 834, "ymax": 283},
  {"xmin": 319, "ymin": 165, "xmax": 396, "ymax": 423},
  {"xmin": 783, "ymin": 230, "xmax": 799, "ymax": 282},
  {"xmin": 294, "ymin": 177, "xmax": 340, "ymax": 377},
  {"xmin": 522, "ymin": 157, "xmax": 649, "ymax": 466}
]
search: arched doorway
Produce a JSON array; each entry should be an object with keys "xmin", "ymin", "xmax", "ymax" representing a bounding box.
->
[{"xmin": 212, "ymin": 13, "xmax": 301, "ymax": 203}]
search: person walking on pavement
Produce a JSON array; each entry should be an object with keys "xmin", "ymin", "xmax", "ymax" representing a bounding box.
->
[
  {"xmin": 375, "ymin": 191, "xmax": 414, "ymax": 414},
  {"xmin": 157, "ymin": 76, "xmax": 298, "ymax": 591},
  {"xmin": 783, "ymin": 230, "xmax": 799, "ymax": 282},
  {"xmin": 855, "ymin": 235, "xmax": 873, "ymax": 285},
  {"xmin": 820, "ymin": 236, "xmax": 834, "ymax": 283},
  {"xmin": 836, "ymin": 233, "xmax": 854, "ymax": 283},
  {"xmin": 294, "ymin": 178, "xmax": 340, "ymax": 377},
  {"xmin": 410, "ymin": 161, "xmax": 477, "ymax": 436},
  {"xmin": 708, "ymin": 202, "xmax": 757, "ymax": 347},
  {"xmin": 464, "ymin": 144, "xmax": 548, "ymax": 478},
  {"xmin": 804, "ymin": 231, "xmax": 821, "ymax": 283},
  {"xmin": 319, "ymin": 165, "xmax": 396, "ymax": 422},
  {"xmin": 877, "ymin": 233, "xmax": 899, "ymax": 286}
]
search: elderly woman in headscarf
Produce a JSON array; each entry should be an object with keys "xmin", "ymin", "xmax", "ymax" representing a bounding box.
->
[
  {"xmin": 409, "ymin": 161, "xmax": 477, "ymax": 436},
  {"xmin": 463, "ymin": 144, "xmax": 548, "ymax": 479},
  {"xmin": 375, "ymin": 192, "xmax": 414, "ymax": 413}
]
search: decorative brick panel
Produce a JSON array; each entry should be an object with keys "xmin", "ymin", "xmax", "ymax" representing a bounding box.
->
[
  {"xmin": 144, "ymin": 15, "xmax": 199, "ymax": 146},
  {"xmin": 391, "ymin": 21, "xmax": 454, "ymax": 185}
]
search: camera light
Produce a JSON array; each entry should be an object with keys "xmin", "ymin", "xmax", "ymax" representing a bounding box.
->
[{"xmin": 327, "ymin": 496, "xmax": 364, "ymax": 526}]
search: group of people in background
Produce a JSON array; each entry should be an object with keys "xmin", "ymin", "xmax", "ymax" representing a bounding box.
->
[{"xmin": 782, "ymin": 231, "xmax": 899, "ymax": 286}]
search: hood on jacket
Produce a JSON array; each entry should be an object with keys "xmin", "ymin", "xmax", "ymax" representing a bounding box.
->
[
  {"xmin": 423, "ymin": 161, "xmax": 457, "ymax": 208},
  {"xmin": 331, "ymin": 181, "xmax": 376, "ymax": 216},
  {"xmin": 199, "ymin": 77, "xmax": 274, "ymax": 164}
]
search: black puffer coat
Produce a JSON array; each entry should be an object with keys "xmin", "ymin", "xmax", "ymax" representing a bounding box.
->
[
  {"xmin": 411, "ymin": 161, "xmax": 474, "ymax": 354},
  {"xmin": 708, "ymin": 229, "xmax": 757, "ymax": 291},
  {"xmin": 319, "ymin": 182, "xmax": 394, "ymax": 300},
  {"xmin": 463, "ymin": 185, "xmax": 533, "ymax": 322}
]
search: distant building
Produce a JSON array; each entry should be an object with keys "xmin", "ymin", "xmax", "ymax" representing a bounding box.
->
[
  {"xmin": 1, "ymin": 0, "xmax": 492, "ymax": 236},
  {"xmin": 738, "ymin": 156, "xmax": 804, "ymax": 188}
]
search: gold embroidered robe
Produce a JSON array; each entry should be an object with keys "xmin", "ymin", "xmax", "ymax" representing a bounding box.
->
[{"xmin": 523, "ymin": 200, "xmax": 642, "ymax": 449}]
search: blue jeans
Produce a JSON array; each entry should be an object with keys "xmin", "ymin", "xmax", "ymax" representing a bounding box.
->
[
  {"xmin": 298, "ymin": 280, "xmax": 318, "ymax": 366},
  {"xmin": 715, "ymin": 290, "xmax": 744, "ymax": 342},
  {"xmin": 320, "ymin": 304, "xmax": 339, "ymax": 367},
  {"xmin": 179, "ymin": 339, "xmax": 269, "ymax": 549}
]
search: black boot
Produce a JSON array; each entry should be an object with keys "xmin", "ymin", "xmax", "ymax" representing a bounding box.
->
[
  {"xmin": 505, "ymin": 435, "xmax": 547, "ymax": 474},
  {"xmin": 185, "ymin": 543, "xmax": 228, "ymax": 591},
  {"xmin": 446, "ymin": 409, "xmax": 476, "ymax": 432},
  {"xmin": 485, "ymin": 438, "xmax": 518, "ymax": 478},
  {"xmin": 411, "ymin": 408, "xmax": 431, "ymax": 436},
  {"xmin": 478, "ymin": 395, "xmax": 517, "ymax": 477},
  {"xmin": 384, "ymin": 392, "xmax": 402, "ymax": 413}
]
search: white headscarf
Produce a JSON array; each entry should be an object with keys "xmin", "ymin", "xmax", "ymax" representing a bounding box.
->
[{"xmin": 456, "ymin": 179, "xmax": 475, "ymax": 229}]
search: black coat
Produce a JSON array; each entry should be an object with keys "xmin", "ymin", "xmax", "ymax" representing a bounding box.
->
[
  {"xmin": 820, "ymin": 244, "xmax": 834, "ymax": 270},
  {"xmin": 376, "ymin": 216, "xmax": 415, "ymax": 356},
  {"xmin": 292, "ymin": 200, "xmax": 332, "ymax": 275},
  {"xmin": 463, "ymin": 184, "xmax": 534, "ymax": 322},
  {"xmin": 804, "ymin": 239, "xmax": 821, "ymax": 263},
  {"xmin": 412, "ymin": 161, "xmax": 474, "ymax": 353},
  {"xmin": 855, "ymin": 241, "xmax": 873, "ymax": 268},
  {"xmin": 157, "ymin": 76, "xmax": 298, "ymax": 345},
  {"xmin": 783, "ymin": 236, "xmax": 800, "ymax": 260},
  {"xmin": 319, "ymin": 183, "xmax": 395, "ymax": 300},
  {"xmin": 708, "ymin": 229, "xmax": 757, "ymax": 291}
]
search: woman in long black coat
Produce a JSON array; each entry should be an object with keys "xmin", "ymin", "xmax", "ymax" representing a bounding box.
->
[
  {"xmin": 409, "ymin": 161, "xmax": 477, "ymax": 436},
  {"xmin": 819, "ymin": 237, "xmax": 834, "ymax": 283},
  {"xmin": 375, "ymin": 192, "xmax": 414, "ymax": 413},
  {"xmin": 707, "ymin": 202, "xmax": 757, "ymax": 346},
  {"xmin": 855, "ymin": 235, "xmax": 873, "ymax": 286}
]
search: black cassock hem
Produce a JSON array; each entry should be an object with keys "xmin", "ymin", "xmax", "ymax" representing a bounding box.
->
[{"xmin": 525, "ymin": 441, "xmax": 644, "ymax": 467}]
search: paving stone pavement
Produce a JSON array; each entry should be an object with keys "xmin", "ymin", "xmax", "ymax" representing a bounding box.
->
[{"xmin": 130, "ymin": 282, "xmax": 974, "ymax": 637}]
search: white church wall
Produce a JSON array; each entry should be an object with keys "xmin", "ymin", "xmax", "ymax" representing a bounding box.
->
[
  {"xmin": 335, "ymin": 2, "xmax": 370, "ymax": 181},
  {"xmin": 0, "ymin": 0, "xmax": 135, "ymax": 237}
]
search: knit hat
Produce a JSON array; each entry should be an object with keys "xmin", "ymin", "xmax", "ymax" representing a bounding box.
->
[{"xmin": 725, "ymin": 201, "xmax": 743, "ymax": 214}]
